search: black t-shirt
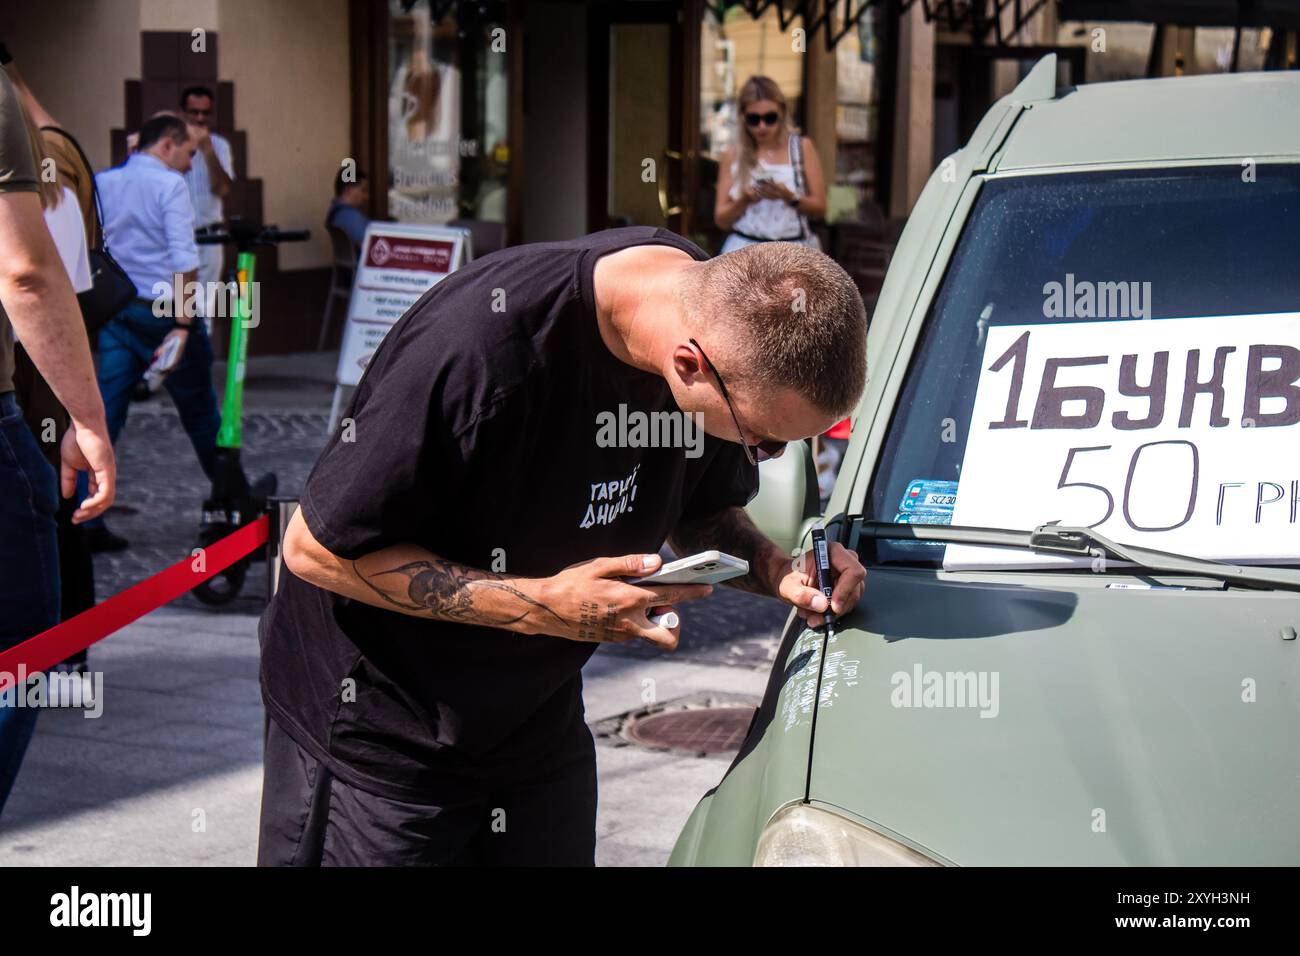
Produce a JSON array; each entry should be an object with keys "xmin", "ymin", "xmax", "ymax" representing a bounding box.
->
[{"xmin": 260, "ymin": 226, "xmax": 759, "ymax": 802}]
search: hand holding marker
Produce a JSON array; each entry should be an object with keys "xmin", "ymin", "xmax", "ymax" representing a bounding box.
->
[{"xmin": 810, "ymin": 523, "xmax": 837, "ymax": 637}]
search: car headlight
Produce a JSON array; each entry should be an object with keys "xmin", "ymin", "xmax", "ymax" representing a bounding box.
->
[{"xmin": 754, "ymin": 803, "xmax": 942, "ymax": 867}]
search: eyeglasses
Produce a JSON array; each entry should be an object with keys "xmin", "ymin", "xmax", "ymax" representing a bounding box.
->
[
  {"xmin": 744, "ymin": 111, "xmax": 780, "ymax": 128},
  {"xmin": 690, "ymin": 338, "xmax": 787, "ymax": 466}
]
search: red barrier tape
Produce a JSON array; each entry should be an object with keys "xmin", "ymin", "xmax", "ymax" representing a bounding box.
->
[{"xmin": 0, "ymin": 515, "xmax": 269, "ymax": 694}]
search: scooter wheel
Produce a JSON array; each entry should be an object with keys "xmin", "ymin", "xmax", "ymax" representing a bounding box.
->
[{"xmin": 192, "ymin": 559, "xmax": 248, "ymax": 605}]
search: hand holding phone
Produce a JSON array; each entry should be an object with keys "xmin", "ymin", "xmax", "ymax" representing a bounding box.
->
[
  {"xmin": 627, "ymin": 550, "xmax": 749, "ymax": 586},
  {"xmin": 630, "ymin": 551, "xmax": 747, "ymax": 631}
]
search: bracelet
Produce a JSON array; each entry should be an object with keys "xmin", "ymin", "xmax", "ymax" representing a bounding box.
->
[
  {"xmin": 172, "ymin": 321, "xmax": 193, "ymax": 330},
  {"xmin": 788, "ymin": 197, "xmax": 800, "ymax": 208}
]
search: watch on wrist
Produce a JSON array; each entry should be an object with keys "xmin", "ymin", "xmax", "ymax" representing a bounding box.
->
[{"xmin": 788, "ymin": 197, "xmax": 800, "ymax": 208}]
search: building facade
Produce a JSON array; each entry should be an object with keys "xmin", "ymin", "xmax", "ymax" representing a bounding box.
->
[{"xmin": 4, "ymin": 0, "xmax": 1296, "ymax": 352}]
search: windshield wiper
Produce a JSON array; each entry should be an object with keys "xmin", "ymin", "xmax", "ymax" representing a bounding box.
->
[{"xmin": 855, "ymin": 520, "xmax": 1300, "ymax": 593}]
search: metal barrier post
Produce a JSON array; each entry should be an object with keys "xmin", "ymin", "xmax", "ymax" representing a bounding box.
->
[{"xmin": 265, "ymin": 496, "xmax": 300, "ymax": 599}]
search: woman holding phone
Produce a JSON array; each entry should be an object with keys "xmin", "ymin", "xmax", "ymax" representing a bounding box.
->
[{"xmin": 714, "ymin": 75, "xmax": 827, "ymax": 253}]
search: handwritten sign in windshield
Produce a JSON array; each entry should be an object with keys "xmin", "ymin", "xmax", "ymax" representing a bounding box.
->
[{"xmin": 948, "ymin": 313, "xmax": 1300, "ymax": 568}]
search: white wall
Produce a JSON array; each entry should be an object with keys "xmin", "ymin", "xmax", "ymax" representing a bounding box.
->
[
  {"xmin": 0, "ymin": 0, "xmax": 143, "ymax": 171},
  {"xmin": 1, "ymin": 0, "xmax": 349, "ymax": 270},
  {"xmin": 219, "ymin": 0, "xmax": 350, "ymax": 270}
]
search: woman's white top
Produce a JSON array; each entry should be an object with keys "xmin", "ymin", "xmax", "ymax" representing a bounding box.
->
[
  {"xmin": 44, "ymin": 186, "xmax": 92, "ymax": 293},
  {"xmin": 724, "ymin": 134, "xmax": 819, "ymax": 252},
  {"xmin": 729, "ymin": 160, "xmax": 803, "ymax": 239}
]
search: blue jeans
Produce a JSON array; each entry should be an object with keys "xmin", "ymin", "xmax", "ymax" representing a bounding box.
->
[
  {"xmin": 81, "ymin": 300, "xmax": 224, "ymax": 527},
  {"xmin": 0, "ymin": 390, "xmax": 60, "ymax": 816}
]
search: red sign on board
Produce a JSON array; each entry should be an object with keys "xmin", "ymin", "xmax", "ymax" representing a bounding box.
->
[{"xmin": 365, "ymin": 235, "xmax": 455, "ymax": 273}]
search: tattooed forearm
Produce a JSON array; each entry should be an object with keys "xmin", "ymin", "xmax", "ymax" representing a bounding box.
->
[
  {"xmin": 669, "ymin": 506, "xmax": 783, "ymax": 597},
  {"xmin": 355, "ymin": 558, "xmax": 567, "ymax": 629}
]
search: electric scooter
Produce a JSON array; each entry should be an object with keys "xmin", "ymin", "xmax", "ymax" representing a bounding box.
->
[{"xmin": 191, "ymin": 220, "xmax": 309, "ymax": 605}]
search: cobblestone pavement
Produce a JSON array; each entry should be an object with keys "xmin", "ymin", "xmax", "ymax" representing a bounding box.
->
[
  {"xmin": 94, "ymin": 391, "xmax": 789, "ymax": 669},
  {"xmin": 91, "ymin": 404, "xmax": 323, "ymax": 615}
]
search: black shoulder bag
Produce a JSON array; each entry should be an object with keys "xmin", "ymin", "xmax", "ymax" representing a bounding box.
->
[{"xmin": 42, "ymin": 126, "xmax": 135, "ymax": 337}]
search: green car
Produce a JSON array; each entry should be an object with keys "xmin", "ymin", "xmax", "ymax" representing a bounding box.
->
[{"xmin": 669, "ymin": 56, "xmax": 1300, "ymax": 867}]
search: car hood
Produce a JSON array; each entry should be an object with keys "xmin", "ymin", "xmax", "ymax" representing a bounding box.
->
[{"xmin": 807, "ymin": 567, "xmax": 1300, "ymax": 865}]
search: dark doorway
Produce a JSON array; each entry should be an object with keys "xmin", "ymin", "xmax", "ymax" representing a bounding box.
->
[{"xmin": 587, "ymin": 0, "xmax": 698, "ymax": 236}]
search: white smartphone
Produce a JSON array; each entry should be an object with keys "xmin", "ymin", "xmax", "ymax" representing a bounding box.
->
[{"xmin": 629, "ymin": 550, "xmax": 749, "ymax": 586}]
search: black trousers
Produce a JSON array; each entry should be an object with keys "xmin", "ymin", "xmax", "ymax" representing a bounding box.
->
[{"xmin": 256, "ymin": 717, "xmax": 599, "ymax": 866}]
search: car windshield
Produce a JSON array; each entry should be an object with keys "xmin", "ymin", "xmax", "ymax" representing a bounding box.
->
[{"xmin": 866, "ymin": 163, "xmax": 1300, "ymax": 569}]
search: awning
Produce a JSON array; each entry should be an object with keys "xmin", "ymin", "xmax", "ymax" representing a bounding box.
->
[
  {"xmin": 1059, "ymin": 0, "xmax": 1300, "ymax": 28},
  {"xmin": 705, "ymin": 0, "xmax": 1062, "ymax": 48},
  {"xmin": 704, "ymin": 1, "xmax": 884, "ymax": 49},
  {"xmin": 910, "ymin": 0, "xmax": 1052, "ymax": 43}
]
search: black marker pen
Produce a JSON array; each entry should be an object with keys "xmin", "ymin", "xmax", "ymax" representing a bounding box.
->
[{"xmin": 809, "ymin": 523, "xmax": 836, "ymax": 636}]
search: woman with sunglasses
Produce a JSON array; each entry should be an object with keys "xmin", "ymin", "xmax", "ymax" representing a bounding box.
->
[{"xmin": 715, "ymin": 75, "xmax": 827, "ymax": 254}]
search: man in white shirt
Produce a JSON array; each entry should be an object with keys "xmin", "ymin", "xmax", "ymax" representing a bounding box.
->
[
  {"xmin": 88, "ymin": 114, "xmax": 243, "ymax": 550},
  {"xmin": 181, "ymin": 86, "xmax": 234, "ymax": 307}
]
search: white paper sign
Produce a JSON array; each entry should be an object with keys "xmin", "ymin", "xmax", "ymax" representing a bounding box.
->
[
  {"xmin": 335, "ymin": 223, "xmax": 469, "ymax": 387},
  {"xmin": 946, "ymin": 313, "xmax": 1300, "ymax": 568}
]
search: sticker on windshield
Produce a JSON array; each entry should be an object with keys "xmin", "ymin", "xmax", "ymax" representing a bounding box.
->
[
  {"xmin": 893, "ymin": 479, "xmax": 955, "ymax": 545},
  {"xmin": 894, "ymin": 510, "xmax": 953, "ymax": 526},
  {"xmin": 946, "ymin": 312, "xmax": 1300, "ymax": 570},
  {"xmin": 898, "ymin": 478, "xmax": 958, "ymax": 515}
]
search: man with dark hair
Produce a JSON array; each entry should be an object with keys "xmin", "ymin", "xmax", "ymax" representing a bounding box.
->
[
  {"xmin": 134, "ymin": 113, "xmax": 190, "ymax": 154},
  {"xmin": 180, "ymin": 86, "xmax": 234, "ymax": 303},
  {"xmin": 326, "ymin": 166, "xmax": 369, "ymax": 248},
  {"xmin": 257, "ymin": 226, "xmax": 869, "ymax": 865},
  {"xmin": 87, "ymin": 114, "xmax": 254, "ymax": 551}
]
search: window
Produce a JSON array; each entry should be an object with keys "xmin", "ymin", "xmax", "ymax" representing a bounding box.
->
[
  {"xmin": 387, "ymin": 0, "xmax": 509, "ymax": 224},
  {"xmin": 700, "ymin": 4, "xmax": 806, "ymax": 160},
  {"xmin": 866, "ymin": 164, "xmax": 1300, "ymax": 566}
]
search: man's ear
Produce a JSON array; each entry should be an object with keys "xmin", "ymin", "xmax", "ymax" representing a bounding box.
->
[{"xmin": 669, "ymin": 341, "xmax": 706, "ymax": 385}]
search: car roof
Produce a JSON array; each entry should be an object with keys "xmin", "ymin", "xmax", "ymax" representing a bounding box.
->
[{"xmin": 995, "ymin": 70, "xmax": 1300, "ymax": 171}]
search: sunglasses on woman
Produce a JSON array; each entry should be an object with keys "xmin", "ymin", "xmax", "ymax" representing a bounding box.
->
[
  {"xmin": 690, "ymin": 338, "xmax": 788, "ymax": 466},
  {"xmin": 744, "ymin": 110, "xmax": 780, "ymax": 128}
]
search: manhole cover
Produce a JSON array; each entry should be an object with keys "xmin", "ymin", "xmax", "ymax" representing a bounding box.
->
[{"xmin": 626, "ymin": 706, "xmax": 755, "ymax": 755}]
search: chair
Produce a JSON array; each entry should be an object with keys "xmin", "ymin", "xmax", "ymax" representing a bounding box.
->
[
  {"xmin": 318, "ymin": 223, "xmax": 359, "ymax": 351},
  {"xmin": 448, "ymin": 218, "xmax": 506, "ymax": 259}
]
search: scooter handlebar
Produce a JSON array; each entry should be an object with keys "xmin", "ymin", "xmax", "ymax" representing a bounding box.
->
[
  {"xmin": 195, "ymin": 224, "xmax": 312, "ymax": 247},
  {"xmin": 263, "ymin": 228, "xmax": 311, "ymax": 243}
]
